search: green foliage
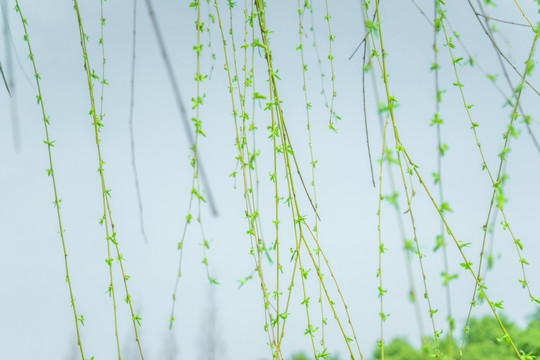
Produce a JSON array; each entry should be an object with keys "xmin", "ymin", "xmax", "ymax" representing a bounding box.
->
[
  {"xmin": 291, "ymin": 352, "xmax": 311, "ymax": 360},
  {"xmin": 289, "ymin": 313, "xmax": 540, "ymax": 359},
  {"xmin": 366, "ymin": 310, "xmax": 540, "ymax": 360},
  {"xmin": 421, "ymin": 336, "xmax": 459, "ymax": 360},
  {"xmin": 515, "ymin": 308, "xmax": 540, "ymax": 357},
  {"xmin": 371, "ymin": 337, "xmax": 424, "ymax": 360},
  {"xmin": 290, "ymin": 351, "xmax": 341, "ymax": 360},
  {"xmin": 462, "ymin": 313, "xmax": 517, "ymax": 359}
]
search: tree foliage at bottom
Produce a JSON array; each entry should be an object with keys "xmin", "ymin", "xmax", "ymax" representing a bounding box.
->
[{"xmin": 291, "ymin": 308, "xmax": 540, "ymax": 360}]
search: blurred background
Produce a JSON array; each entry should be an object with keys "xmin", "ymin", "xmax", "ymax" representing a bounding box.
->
[{"xmin": 1, "ymin": 0, "xmax": 540, "ymax": 359}]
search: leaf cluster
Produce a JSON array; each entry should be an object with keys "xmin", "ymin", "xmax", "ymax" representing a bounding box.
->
[{"xmin": 369, "ymin": 309, "xmax": 540, "ymax": 360}]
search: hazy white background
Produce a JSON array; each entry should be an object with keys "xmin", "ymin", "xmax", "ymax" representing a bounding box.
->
[{"xmin": 1, "ymin": 0, "xmax": 540, "ymax": 359}]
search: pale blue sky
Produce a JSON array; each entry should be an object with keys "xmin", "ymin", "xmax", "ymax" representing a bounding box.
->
[{"xmin": 1, "ymin": 1, "xmax": 540, "ymax": 359}]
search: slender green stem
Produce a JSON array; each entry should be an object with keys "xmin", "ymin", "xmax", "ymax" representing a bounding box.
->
[
  {"xmin": 14, "ymin": 2, "xmax": 87, "ymax": 359},
  {"xmin": 71, "ymin": 1, "xmax": 144, "ymax": 357}
]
